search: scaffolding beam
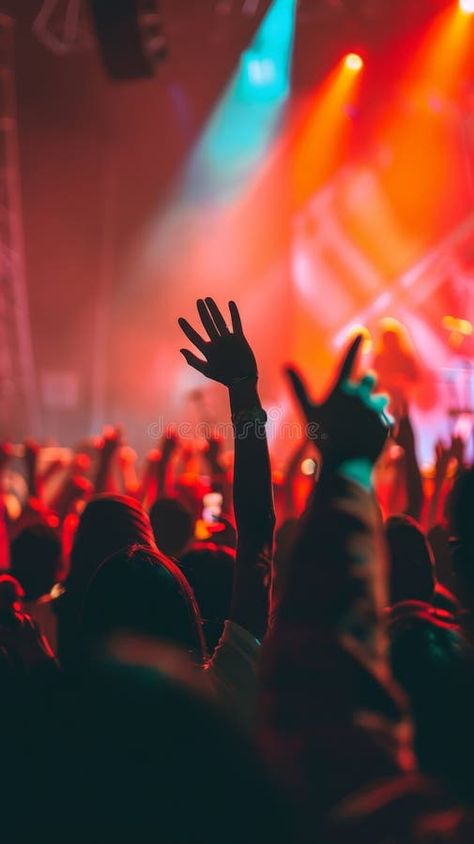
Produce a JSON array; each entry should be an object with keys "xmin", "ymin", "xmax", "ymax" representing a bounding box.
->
[{"xmin": 0, "ymin": 15, "xmax": 39, "ymax": 438}]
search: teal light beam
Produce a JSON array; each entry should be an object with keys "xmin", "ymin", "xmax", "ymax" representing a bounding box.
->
[{"xmin": 183, "ymin": 0, "xmax": 297, "ymax": 204}]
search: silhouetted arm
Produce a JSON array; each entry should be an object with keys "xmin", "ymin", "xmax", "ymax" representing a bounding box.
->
[
  {"xmin": 396, "ymin": 413, "xmax": 424, "ymax": 521},
  {"xmin": 260, "ymin": 340, "xmax": 409, "ymax": 821},
  {"xmin": 179, "ymin": 297, "xmax": 273, "ymax": 640},
  {"xmin": 93, "ymin": 427, "xmax": 121, "ymax": 495},
  {"xmin": 229, "ymin": 376, "xmax": 274, "ymax": 639},
  {"xmin": 24, "ymin": 440, "xmax": 41, "ymax": 500}
]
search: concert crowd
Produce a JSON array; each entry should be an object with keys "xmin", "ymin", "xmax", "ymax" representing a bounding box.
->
[{"xmin": 1, "ymin": 297, "xmax": 474, "ymax": 843}]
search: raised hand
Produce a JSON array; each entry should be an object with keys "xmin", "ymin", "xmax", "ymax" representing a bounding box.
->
[
  {"xmin": 161, "ymin": 428, "xmax": 179, "ymax": 461},
  {"xmin": 93, "ymin": 426, "xmax": 122, "ymax": 494},
  {"xmin": 204, "ymin": 432, "xmax": 225, "ymax": 467},
  {"xmin": 434, "ymin": 439, "xmax": 452, "ymax": 483},
  {"xmin": 450, "ymin": 434, "xmax": 465, "ymax": 470},
  {"xmin": 286, "ymin": 335, "xmax": 392, "ymax": 468},
  {"xmin": 71, "ymin": 452, "xmax": 92, "ymax": 477},
  {"xmin": 178, "ymin": 298, "xmax": 257, "ymax": 386},
  {"xmin": 0, "ymin": 442, "xmax": 13, "ymax": 472},
  {"xmin": 24, "ymin": 439, "xmax": 41, "ymax": 498},
  {"xmin": 394, "ymin": 412, "xmax": 415, "ymax": 454},
  {"xmin": 99, "ymin": 425, "xmax": 123, "ymax": 459},
  {"xmin": 118, "ymin": 445, "xmax": 138, "ymax": 470}
]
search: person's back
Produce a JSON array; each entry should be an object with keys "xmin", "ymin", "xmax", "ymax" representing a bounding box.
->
[
  {"xmin": 4, "ymin": 638, "xmax": 293, "ymax": 844},
  {"xmin": 10, "ymin": 523, "xmax": 62, "ymax": 653},
  {"xmin": 180, "ymin": 543, "xmax": 235, "ymax": 652},
  {"xmin": 385, "ymin": 515, "xmax": 435, "ymax": 606},
  {"xmin": 449, "ymin": 467, "xmax": 474, "ymax": 640},
  {"xmin": 55, "ymin": 494, "xmax": 156, "ymax": 667},
  {"xmin": 0, "ymin": 574, "xmax": 55, "ymax": 679},
  {"xmin": 82, "ymin": 545, "xmax": 206, "ymax": 661},
  {"xmin": 149, "ymin": 496, "xmax": 195, "ymax": 558},
  {"xmin": 389, "ymin": 600, "xmax": 474, "ymax": 803}
]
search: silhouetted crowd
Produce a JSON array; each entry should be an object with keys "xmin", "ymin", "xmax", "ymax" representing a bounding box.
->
[{"xmin": 1, "ymin": 297, "xmax": 474, "ymax": 843}]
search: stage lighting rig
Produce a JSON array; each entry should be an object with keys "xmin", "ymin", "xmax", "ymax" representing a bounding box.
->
[
  {"xmin": 90, "ymin": 0, "xmax": 167, "ymax": 80},
  {"xmin": 33, "ymin": 0, "xmax": 90, "ymax": 55},
  {"xmin": 215, "ymin": 0, "xmax": 265, "ymax": 14}
]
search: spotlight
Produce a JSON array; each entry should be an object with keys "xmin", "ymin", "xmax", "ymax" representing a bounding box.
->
[
  {"xmin": 247, "ymin": 56, "xmax": 277, "ymax": 86},
  {"xmin": 301, "ymin": 458, "xmax": 317, "ymax": 476},
  {"xmin": 459, "ymin": 0, "xmax": 474, "ymax": 13},
  {"xmin": 344, "ymin": 52, "xmax": 364, "ymax": 71}
]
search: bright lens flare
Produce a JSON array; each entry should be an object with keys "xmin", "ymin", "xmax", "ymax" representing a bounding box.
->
[
  {"xmin": 345, "ymin": 53, "xmax": 364, "ymax": 71},
  {"xmin": 459, "ymin": 0, "xmax": 474, "ymax": 14}
]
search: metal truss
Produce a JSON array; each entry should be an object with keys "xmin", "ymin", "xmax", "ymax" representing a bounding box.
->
[{"xmin": 0, "ymin": 15, "xmax": 39, "ymax": 436}]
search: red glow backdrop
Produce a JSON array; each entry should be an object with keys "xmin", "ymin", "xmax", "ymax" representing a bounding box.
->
[{"xmin": 4, "ymin": 0, "xmax": 473, "ymax": 464}]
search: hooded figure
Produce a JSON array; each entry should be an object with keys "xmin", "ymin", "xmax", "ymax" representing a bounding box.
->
[{"xmin": 55, "ymin": 495, "xmax": 157, "ymax": 667}]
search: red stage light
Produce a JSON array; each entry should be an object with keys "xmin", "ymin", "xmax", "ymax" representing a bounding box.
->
[
  {"xmin": 344, "ymin": 53, "xmax": 364, "ymax": 71},
  {"xmin": 459, "ymin": 0, "xmax": 474, "ymax": 13}
]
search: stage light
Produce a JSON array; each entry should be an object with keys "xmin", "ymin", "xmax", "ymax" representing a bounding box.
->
[
  {"xmin": 301, "ymin": 458, "xmax": 317, "ymax": 476},
  {"xmin": 345, "ymin": 53, "xmax": 364, "ymax": 71},
  {"xmin": 459, "ymin": 0, "xmax": 474, "ymax": 14},
  {"xmin": 442, "ymin": 315, "xmax": 473, "ymax": 335},
  {"xmin": 246, "ymin": 56, "xmax": 277, "ymax": 86}
]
